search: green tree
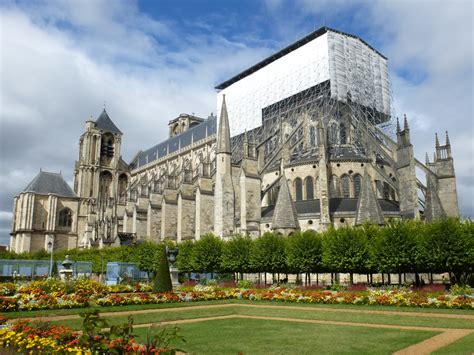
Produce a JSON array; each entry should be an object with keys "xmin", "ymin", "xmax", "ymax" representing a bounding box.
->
[
  {"xmin": 191, "ymin": 234, "xmax": 223, "ymax": 277},
  {"xmin": 420, "ymin": 218, "xmax": 474, "ymax": 285},
  {"xmin": 373, "ymin": 219, "xmax": 421, "ymax": 284},
  {"xmin": 250, "ymin": 232, "xmax": 287, "ymax": 284},
  {"xmin": 286, "ymin": 230, "xmax": 323, "ymax": 285},
  {"xmin": 322, "ymin": 227, "xmax": 370, "ymax": 284},
  {"xmin": 134, "ymin": 240, "xmax": 162, "ymax": 280},
  {"xmin": 153, "ymin": 248, "xmax": 173, "ymax": 292},
  {"xmin": 221, "ymin": 235, "xmax": 253, "ymax": 280},
  {"xmin": 176, "ymin": 240, "xmax": 194, "ymax": 279}
]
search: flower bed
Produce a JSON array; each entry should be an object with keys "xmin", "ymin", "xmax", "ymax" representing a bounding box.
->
[{"xmin": 1, "ymin": 281, "xmax": 472, "ymax": 312}]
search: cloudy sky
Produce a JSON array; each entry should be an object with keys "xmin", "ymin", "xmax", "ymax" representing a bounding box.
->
[{"xmin": 0, "ymin": 0, "xmax": 473, "ymax": 245}]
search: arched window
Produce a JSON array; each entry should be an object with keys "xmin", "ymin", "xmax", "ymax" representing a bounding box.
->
[
  {"xmin": 383, "ymin": 182, "xmax": 390, "ymax": 200},
  {"xmin": 328, "ymin": 122, "xmax": 338, "ymax": 145},
  {"xmin": 310, "ymin": 126, "xmax": 317, "ymax": 147},
  {"xmin": 305, "ymin": 177, "xmax": 314, "ymax": 200},
  {"xmin": 118, "ymin": 174, "xmax": 128, "ymax": 203},
  {"xmin": 294, "ymin": 178, "xmax": 303, "ymax": 201},
  {"xmin": 99, "ymin": 171, "xmax": 113, "ymax": 202},
  {"xmin": 58, "ymin": 208, "xmax": 72, "ymax": 228},
  {"xmin": 100, "ymin": 133, "xmax": 114, "ymax": 158},
  {"xmin": 341, "ymin": 175, "xmax": 350, "ymax": 198},
  {"xmin": 329, "ymin": 175, "xmax": 340, "ymax": 197},
  {"xmin": 353, "ymin": 174, "xmax": 362, "ymax": 198},
  {"xmin": 340, "ymin": 123, "xmax": 347, "ymax": 144}
]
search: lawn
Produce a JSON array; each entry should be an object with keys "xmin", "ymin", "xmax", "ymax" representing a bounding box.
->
[{"xmin": 132, "ymin": 317, "xmax": 438, "ymax": 355}]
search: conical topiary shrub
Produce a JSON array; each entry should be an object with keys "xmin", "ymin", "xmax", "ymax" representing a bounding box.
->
[{"xmin": 153, "ymin": 247, "xmax": 173, "ymax": 292}]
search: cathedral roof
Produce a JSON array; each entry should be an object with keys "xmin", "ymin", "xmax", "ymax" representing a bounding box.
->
[
  {"xmin": 131, "ymin": 115, "xmax": 216, "ymax": 169},
  {"xmin": 271, "ymin": 173, "xmax": 300, "ymax": 229},
  {"xmin": 22, "ymin": 171, "xmax": 77, "ymax": 198},
  {"xmin": 95, "ymin": 109, "xmax": 122, "ymax": 134}
]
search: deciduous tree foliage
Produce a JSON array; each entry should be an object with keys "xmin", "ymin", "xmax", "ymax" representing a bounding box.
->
[
  {"xmin": 286, "ymin": 230, "xmax": 323, "ymax": 274},
  {"xmin": 250, "ymin": 232, "xmax": 287, "ymax": 278},
  {"xmin": 221, "ymin": 235, "xmax": 252, "ymax": 279},
  {"xmin": 191, "ymin": 234, "xmax": 223, "ymax": 274},
  {"xmin": 176, "ymin": 240, "xmax": 194, "ymax": 275}
]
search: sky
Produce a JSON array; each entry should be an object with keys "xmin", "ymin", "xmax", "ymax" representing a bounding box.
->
[{"xmin": 0, "ymin": 0, "xmax": 473, "ymax": 246}]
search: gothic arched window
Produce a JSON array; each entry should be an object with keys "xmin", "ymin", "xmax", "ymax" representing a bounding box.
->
[
  {"xmin": 118, "ymin": 174, "xmax": 128, "ymax": 203},
  {"xmin": 341, "ymin": 175, "xmax": 350, "ymax": 198},
  {"xmin": 99, "ymin": 171, "xmax": 113, "ymax": 203},
  {"xmin": 305, "ymin": 176, "xmax": 314, "ymax": 200},
  {"xmin": 340, "ymin": 123, "xmax": 347, "ymax": 144},
  {"xmin": 310, "ymin": 126, "xmax": 317, "ymax": 147},
  {"xmin": 294, "ymin": 178, "xmax": 303, "ymax": 201},
  {"xmin": 383, "ymin": 182, "xmax": 390, "ymax": 200},
  {"xmin": 328, "ymin": 122, "xmax": 338, "ymax": 145},
  {"xmin": 58, "ymin": 208, "xmax": 72, "ymax": 228},
  {"xmin": 353, "ymin": 174, "xmax": 362, "ymax": 198}
]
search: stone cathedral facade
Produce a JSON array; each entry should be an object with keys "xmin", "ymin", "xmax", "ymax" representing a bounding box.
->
[{"xmin": 10, "ymin": 27, "xmax": 459, "ymax": 253}]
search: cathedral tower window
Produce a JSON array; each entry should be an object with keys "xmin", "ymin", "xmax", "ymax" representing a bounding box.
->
[
  {"xmin": 353, "ymin": 174, "xmax": 362, "ymax": 198},
  {"xmin": 341, "ymin": 175, "xmax": 350, "ymax": 198},
  {"xmin": 383, "ymin": 181, "xmax": 390, "ymax": 200},
  {"xmin": 294, "ymin": 178, "xmax": 303, "ymax": 201},
  {"xmin": 99, "ymin": 171, "xmax": 113, "ymax": 203},
  {"xmin": 58, "ymin": 208, "xmax": 72, "ymax": 229},
  {"xmin": 305, "ymin": 176, "xmax": 314, "ymax": 200},
  {"xmin": 118, "ymin": 174, "xmax": 128, "ymax": 203},
  {"xmin": 101, "ymin": 133, "xmax": 114, "ymax": 157}
]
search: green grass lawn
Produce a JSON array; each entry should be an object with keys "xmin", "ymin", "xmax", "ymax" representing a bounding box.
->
[
  {"xmin": 132, "ymin": 318, "xmax": 438, "ymax": 355},
  {"xmin": 49, "ymin": 303, "xmax": 474, "ymax": 331},
  {"xmin": 433, "ymin": 332, "xmax": 474, "ymax": 355}
]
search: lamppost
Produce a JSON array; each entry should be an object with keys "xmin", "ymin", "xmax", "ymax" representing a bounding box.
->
[
  {"xmin": 166, "ymin": 246, "xmax": 179, "ymax": 287},
  {"xmin": 47, "ymin": 235, "xmax": 55, "ymax": 277}
]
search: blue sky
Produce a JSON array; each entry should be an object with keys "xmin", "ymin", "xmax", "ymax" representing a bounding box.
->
[{"xmin": 0, "ymin": 0, "xmax": 473, "ymax": 245}]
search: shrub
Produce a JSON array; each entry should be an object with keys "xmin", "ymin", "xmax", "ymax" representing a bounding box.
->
[
  {"xmin": 450, "ymin": 284, "xmax": 472, "ymax": 296},
  {"xmin": 153, "ymin": 248, "xmax": 172, "ymax": 293},
  {"xmin": 236, "ymin": 280, "xmax": 253, "ymax": 289}
]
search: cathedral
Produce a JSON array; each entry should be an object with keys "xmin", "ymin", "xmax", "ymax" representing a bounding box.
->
[{"xmin": 9, "ymin": 27, "xmax": 459, "ymax": 253}]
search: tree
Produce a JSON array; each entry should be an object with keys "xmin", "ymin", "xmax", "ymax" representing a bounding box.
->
[
  {"xmin": 373, "ymin": 219, "xmax": 421, "ymax": 284},
  {"xmin": 322, "ymin": 227, "xmax": 370, "ymax": 284},
  {"xmin": 420, "ymin": 218, "xmax": 474, "ymax": 285},
  {"xmin": 191, "ymin": 234, "xmax": 223, "ymax": 277},
  {"xmin": 176, "ymin": 240, "xmax": 194, "ymax": 279},
  {"xmin": 134, "ymin": 240, "xmax": 162, "ymax": 280},
  {"xmin": 250, "ymin": 232, "xmax": 287, "ymax": 284},
  {"xmin": 221, "ymin": 235, "xmax": 253, "ymax": 280},
  {"xmin": 153, "ymin": 248, "xmax": 172, "ymax": 292},
  {"xmin": 286, "ymin": 230, "xmax": 323, "ymax": 285}
]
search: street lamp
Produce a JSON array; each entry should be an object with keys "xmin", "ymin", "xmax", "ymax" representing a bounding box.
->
[{"xmin": 47, "ymin": 237, "xmax": 54, "ymax": 277}]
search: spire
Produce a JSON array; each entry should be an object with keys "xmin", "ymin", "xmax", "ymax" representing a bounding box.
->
[
  {"xmin": 445, "ymin": 131, "xmax": 450, "ymax": 146},
  {"xmin": 435, "ymin": 133, "xmax": 440, "ymax": 147},
  {"xmin": 271, "ymin": 171, "xmax": 300, "ymax": 232},
  {"xmin": 396, "ymin": 117, "xmax": 401, "ymax": 133},
  {"xmin": 425, "ymin": 152, "xmax": 430, "ymax": 165},
  {"xmin": 95, "ymin": 109, "xmax": 122, "ymax": 134},
  {"xmin": 217, "ymin": 95, "xmax": 231, "ymax": 154},
  {"xmin": 355, "ymin": 169, "xmax": 384, "ymax": 225},
  {"xmin": 403, "ymin": 114, "xmax": 409, "ymax": 131}
]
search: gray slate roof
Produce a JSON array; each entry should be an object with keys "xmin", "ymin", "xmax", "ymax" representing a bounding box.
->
[
  {"xmin": 95, "ymin": 109, "xmax": 122, "ymax": 134},
  {"xmin": 131, "ymin": 116, "xmax": 216, "ymax": 169},
  {"xmin": 271, "ymin": 173, "xmax": 300, "ymax": 229},
  {"xmin": 262, "ymin": 198, "xmax": 399, "ymax": 218},
  {"xmin": 23, "ymin": 171, "xmax": 77, "ymax": 198},
  {"xmin": 355, "ymin": 171, "xmax": 385, "ymax": 225}
]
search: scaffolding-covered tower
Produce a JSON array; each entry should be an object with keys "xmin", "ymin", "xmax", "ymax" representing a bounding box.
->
[{"xmin": 214, "ymin": 26, "xmax": 458, "ymax": 234}]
